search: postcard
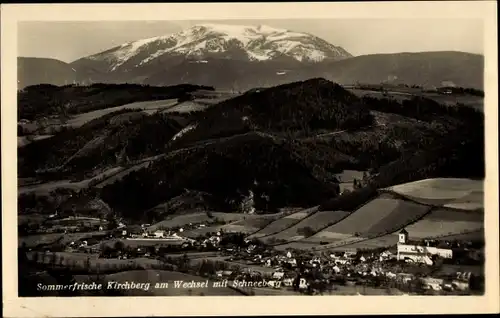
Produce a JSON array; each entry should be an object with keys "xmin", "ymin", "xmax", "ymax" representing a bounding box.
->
[{"xmin": 1, "ymin": 1, "xmax": 498, "ymax": 317}]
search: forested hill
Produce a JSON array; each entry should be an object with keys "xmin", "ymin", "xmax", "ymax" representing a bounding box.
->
[
  {"xmin": 173, "ymin": 78, "xmax": 374, "ymax": 146},
  {"xmin": 18, "ymin": 79, "xmax": 484, "ymax": 223}
]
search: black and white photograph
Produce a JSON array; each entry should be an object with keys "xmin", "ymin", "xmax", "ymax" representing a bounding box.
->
[{"xmin": 2, "ymin": 1, "xmax": 499, "ymax": 317}]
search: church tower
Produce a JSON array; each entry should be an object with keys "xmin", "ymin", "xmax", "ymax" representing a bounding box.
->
[{"xmin": 398, "ymin": 228, "xmax": 409, "ymax": 244}]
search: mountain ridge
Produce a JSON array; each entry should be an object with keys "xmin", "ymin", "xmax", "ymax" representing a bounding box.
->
[
  {"xmin": 75, "ymin": 23, "xmax": 352, "ymax": 72},
  {"xmin": 17, "ymin": 23, "xmax": 484, "ymax": 90}
]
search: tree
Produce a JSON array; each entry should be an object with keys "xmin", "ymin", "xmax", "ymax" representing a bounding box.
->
[
  {"xmin": 107, "ymin": 212, "xmax": 118, "ymax": 230},
  {"xmin": 181, "ymin": 253, "xmax": 191, "ymax": 269},
  {"xmin": 18, "ymin": 125, "xmax": 25, "ymax": 136},
  {"xmin": 32, "ymin": 251, "xmax": 40, "ymax": 263},
  {"xmin": 114, "ymin": 240, "xmax": 125, "ymax": 251},
  {"xmin": 50, "ymin": 252, "xmax": 58, "ymax": 266},
  {"xmin": 362, "ymin": 171, "xmax": 369, "ymax": 181},
  {"xmin": 297, "ymin": 226, "xmax": 315, "ymax": 238}
]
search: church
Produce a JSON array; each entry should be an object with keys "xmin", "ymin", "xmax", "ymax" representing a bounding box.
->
[{"xmin": 396, "ymin": 228, "xmax": 453, "ymax": 265}]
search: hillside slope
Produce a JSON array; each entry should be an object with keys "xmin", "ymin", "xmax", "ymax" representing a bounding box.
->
[
  {"xmin": 18, "ymin": 79, "xmax": 484, "ymax": 228},
  {"xmin": 18, "ymin": 57, "xmax": 78, "ymax": 89},
  {"xmin": 317, "ymin": 51, "xmax": 484, "ymax": 89}
]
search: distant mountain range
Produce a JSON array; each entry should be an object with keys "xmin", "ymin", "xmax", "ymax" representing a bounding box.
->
[
  {"xmin": 18, "ymin": 57, "xmax": 78, "ymax": 89},
  {"xmin": 17, "ymin": 23, "xmax": 484, "ymax": 90}
]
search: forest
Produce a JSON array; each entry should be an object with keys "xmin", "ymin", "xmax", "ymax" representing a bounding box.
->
[
  {"xmin": 18, "ymin": 83, "xmax": 213, "ymax": 121},
  {"xmin": 18, "ymin": 79, "xmax": 484, "ymax": 223}
]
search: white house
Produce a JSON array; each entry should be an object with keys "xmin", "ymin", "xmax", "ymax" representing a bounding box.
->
[
  {"xmin": 421, "ymin": 277, "xmax": 444, "ymax": 291},
  {"xmin": 154, "ymin": 230, "xmax": 165, "ymax": 238}
]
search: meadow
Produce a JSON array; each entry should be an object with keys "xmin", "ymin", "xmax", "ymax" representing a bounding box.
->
[
  {"xmin": 384, "ymin": 178, "xmax": 484, "ymax": 209},
  {"xmin": 246, "ymin": 210, "xmax": 311, "ymax": 239}
]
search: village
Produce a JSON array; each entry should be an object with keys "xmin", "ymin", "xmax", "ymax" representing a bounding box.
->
[{"xmin": 21, "ymin": 211, "xmax": 485, "ymax": 296}]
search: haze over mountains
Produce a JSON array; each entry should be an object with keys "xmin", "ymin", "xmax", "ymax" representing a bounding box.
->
[{"xmin": 18, "ymin": 23, "xmax": 484, "ymax": 90}]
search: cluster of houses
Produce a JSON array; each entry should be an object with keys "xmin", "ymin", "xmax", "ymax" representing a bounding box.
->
[
  {"xmin": 33, "ymin": 212, "xmax": 482, "ymax": 295},
  {"xmin": 29, "ymin": 215, "xmax": 118, "ymax": 235},
  {"xmin": 211, "ymin": 229, "xmax": 482, "ymax": 295}
]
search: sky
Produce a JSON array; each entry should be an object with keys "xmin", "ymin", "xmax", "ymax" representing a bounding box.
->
[{"xmin": 18, "ymin": 19, "xmax": 484, "ymax": 63}]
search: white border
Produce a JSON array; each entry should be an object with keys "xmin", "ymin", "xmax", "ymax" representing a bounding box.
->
[{"xmin": 2, "ymin": 2, "xmax": 499, "ymax": 317}]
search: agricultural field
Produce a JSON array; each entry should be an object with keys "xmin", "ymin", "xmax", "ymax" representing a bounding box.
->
[
  {"xmin": 443, "ymin": 190, "xmax": 484, "ymax": 210},
  {"xmin": 287, "ymin": 206, "xmax": 484, "ymax": 252},
  {"xmin": 18, "ymin": 166, "xmax": 124, "ymax": 195},
  {"xmin": 402, "ymin": 208, "xmax": 483, "ymax": 239},
  {"xmin": 64, "ymin": 99, "xmax": 179, "ymax": 128},
  {"xmin": 46, "ymin": 216, "xmax": 106, "ymax": 227},
  {"xmin": 432, "ymin": 230, "xmax": 484, "ymax": 242},
  {"xmin": 147, "ymin": 212, "xmax": 251, "ymax": 231},
  {"xmin": 275, "ymin": 191, "xmax": 441, "ymax": 251},
  {"xmin": 102, "ymin": 270, "xmax": 242, "ymax": 296},
  {"xmin": 160, "ymin": 214, "xmax": 279, "ymax": 238},
  {"xmin": 117, "ymin": 238, "xmax": 186, "ymax": 248},
  {"xmin": 264, "ymin": 210, "xmax": 350, "ymax": 243},
  {"xmin": 346, "ymin": 88, "xmax": 484, "ymax": 111},
  {"xmin": 19, "ymin": 231, "xmax": 107, "ymax": 247},
  {"xmin": 273, "ymin": 241, "xmax": 320, "ymax": 252},
  {"xmin": 246, "ymin": 210, "xmax": 312, "ymax": 239},
  {"xmin": 160, "ymin": 101, "xmax": 208, "ymax": 114},
  {"xmin": 18, "ymin": 135, "xmax": 53, "ymax": 148},
  {"xmin": 224, "ymin": 215, "xmax": 278, "ymax": 232},
  {"xmin": 384, "ymin": 178, "xmax": 484, "ymax": 209},
  {"xmin": 324, "ymin": 208, "xmax": 484, "ymax": 252},
  {"xmin": 302, "ymin": 193, "xmax": 406, "ymax": 244},
  {"xmin": 420, "ymin": 93, "xmax": 484, "ymax": 110},
  {"xmin": 359, "ymin": 199, "xmax": 431, "ymax": 237},
  {"xmin": 323, "ymin": 233, "xmax": 400, "ymax": 251}
]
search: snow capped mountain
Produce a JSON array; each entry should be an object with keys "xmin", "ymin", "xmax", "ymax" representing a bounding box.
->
[{"xmin": 81, "ymin": 23, "xmax": 352, "ymax": 72}]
